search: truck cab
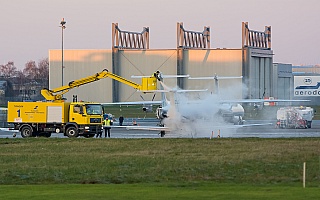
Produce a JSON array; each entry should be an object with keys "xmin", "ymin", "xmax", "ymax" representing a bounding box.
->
[{"xmin": 66, "ymin": 102, "xmax": 103, "ymax": 137}]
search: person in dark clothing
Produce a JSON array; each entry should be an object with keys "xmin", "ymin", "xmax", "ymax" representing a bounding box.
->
[
  {"xmin": 96, "ymin": 130, "xmax": 102, "ymax": 138},
  {"xmin": 119, "ymin": 115, "xmax": 124, "ymax": 126},
  {"xmin": 153, "ymin": 71, "xmax": 161, "ymax": 81}
]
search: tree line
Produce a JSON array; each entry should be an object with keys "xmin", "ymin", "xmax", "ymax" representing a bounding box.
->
[
  {"xmin": 0, "ymin": 58, "xmax": 48, "ymax": 81},
  {"xmin": 0, "ymin": 58, "xmax": 49, "ymax": 102}
]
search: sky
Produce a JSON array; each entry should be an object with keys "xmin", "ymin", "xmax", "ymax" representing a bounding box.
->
[{"xmin": 1, "ymin": 0, "xmax": 319, "ymax": 69}]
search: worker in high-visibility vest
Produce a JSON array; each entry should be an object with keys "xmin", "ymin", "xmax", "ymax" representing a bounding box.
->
[{"xmin": 103, "ymin": 117, "xmax": 112, "ymax": 138}]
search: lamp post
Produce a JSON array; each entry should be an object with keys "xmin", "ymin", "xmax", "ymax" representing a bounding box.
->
[{"xmin": 60, "ymin": 18, "xmax": 66, "ymax": 87}]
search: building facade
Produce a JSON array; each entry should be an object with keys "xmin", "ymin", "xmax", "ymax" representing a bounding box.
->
[{"xmin": 49, "ymin": 22, "xmax": 301, "ymax": 104}]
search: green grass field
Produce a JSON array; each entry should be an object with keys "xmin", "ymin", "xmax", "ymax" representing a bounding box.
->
[
  {"xmin": 1, "ymin": 183, "xmax": 319, "ymax": 200},
  {"xmin": 0, "ymin": 138, "xmax": 320, "ymax": 199}
]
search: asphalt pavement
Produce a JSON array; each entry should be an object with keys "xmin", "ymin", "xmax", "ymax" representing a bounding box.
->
[{"xmin": 1, "ymin": 119, "xmax": 320, "ymax": 139}]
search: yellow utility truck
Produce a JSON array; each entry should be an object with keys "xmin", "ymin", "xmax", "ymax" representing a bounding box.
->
[
  {"xmin": 7, "ymin": 69, "xmax": 159, "ymax": 138},
  {"xmin": 8, "ymin": 101, "xmax": 103, "ymax": 138}
]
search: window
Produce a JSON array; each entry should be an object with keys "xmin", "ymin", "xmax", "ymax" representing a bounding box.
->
[
  {"xmin": 86, "ymin": 104, "xmax": 102, "ymax": 115},
  {"xmin": 73, "ymin": 105, "xmax": 81, "ymax": 113}
]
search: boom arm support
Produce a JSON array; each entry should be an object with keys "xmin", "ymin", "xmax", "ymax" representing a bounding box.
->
[{"xmin": 41, "ymin": 69, "xmax": 159, "ymax": 102}]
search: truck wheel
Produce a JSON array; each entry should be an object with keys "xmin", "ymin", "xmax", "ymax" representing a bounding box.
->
[
  {"xmin": 66, "ymin": 127, "xmax": 79, "ymax": 138},
  {"xmin": 21, "ymin": 126, "xmax": 33, "ymax": 138},
  {"xmin": 307, "ymin": 122, "xmax": 312, "ymax": 128}
]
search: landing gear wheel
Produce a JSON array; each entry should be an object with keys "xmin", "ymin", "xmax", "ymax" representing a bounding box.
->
[
  {"xmin": 307, "ymin": 122, "xmax": 312, "ymax": 128},
  {"xmin": 21, "ymin": 126, "xmax": 33, "ymax": 138},
  {"xmin": 66, "ymin": 127, "xmax": 79, "ymax": 138},
  {"xmin": 160, "ymin": 131, "xmax": 165, "ymax": 137}
]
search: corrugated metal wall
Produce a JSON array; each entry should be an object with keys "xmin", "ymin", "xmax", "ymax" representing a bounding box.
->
[
  {"xmin": 49, "ymin": 49, "xmax": 113, "ymax": 103},
  {"xmin": 243, "ymin": 48, "xmax": 273, "ymax": 99},
  {"xmin": 272, "ymin": 63, "xmax": 292, "ymax": 100},
  {"xmin": 49, "ymin": 48, "xmax": 244, "ymax": 103},
  {"xmin": 117, "ymin": 49, "xmax": 177, "ymax": 102},
  {"xmin": 185, "ymin": 49, "xmax": 243, "ymax": 99}
]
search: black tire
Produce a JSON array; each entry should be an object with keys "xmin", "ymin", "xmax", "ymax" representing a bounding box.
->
[
  {"xmin": 21, "ymin": 126, "xmax": 33, "ymax": 138},
  {"xmin": 307, "ymin": 121, "xmax": 312, "ymax": 128},
  {"xmin": 66, "ymin": 127, "xmax": 79, "ymax": 138}
]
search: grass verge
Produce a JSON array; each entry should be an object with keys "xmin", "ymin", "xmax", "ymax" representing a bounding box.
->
[
  {"xmin": 1, "ymin": 183, "xmax": 320, "ymax": 200},
  {"xmin": 0, "ymin": 138, "xmax": 319, "ymax": 199}
]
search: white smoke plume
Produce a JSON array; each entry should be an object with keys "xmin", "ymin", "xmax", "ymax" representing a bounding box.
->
[{"xmin": 161, "ymin": 81, "xmax": 247, "ymax": 138}]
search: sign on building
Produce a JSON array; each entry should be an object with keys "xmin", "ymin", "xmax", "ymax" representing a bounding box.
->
[{"xmin": 294, "ymin": 76, "xmax": 320, "ymax": 96}]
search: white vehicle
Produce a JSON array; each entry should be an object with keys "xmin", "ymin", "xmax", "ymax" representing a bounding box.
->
[
  {"xmin": 276, "ymin": 106, "xmax": 314, "ymax": 129},
  {"xmin": 296, "ymin": 106, "xmax": 314, "ymax": 128}
]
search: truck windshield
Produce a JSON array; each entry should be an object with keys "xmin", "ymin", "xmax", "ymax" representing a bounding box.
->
[{"xmin": 86, "ymin": 104, "xmax": 103, "ymax": 115}]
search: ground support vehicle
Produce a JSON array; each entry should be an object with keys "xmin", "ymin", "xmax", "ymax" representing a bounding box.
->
[
  {"xmin": 8, "ymin": 101, "xmax": 103, "ymax": 138},
  {"xmin": 296, "ymin": 106, "xmax": 314, "ymax": 128},
  {"xmin": 276, "ymin": 106, "xmax": 314, "ymax": 129}
]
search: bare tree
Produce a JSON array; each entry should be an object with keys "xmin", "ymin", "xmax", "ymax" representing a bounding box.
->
[
  {"xmin": 23, "ymin": 61, "xmax": 38, "ymax": 79},
  {"xmin": 0, "ymin": 61, "xmax": 17, "ymax": 78},
  {"xmin": 23, "ymin": 58, "xmax": 49, "ymax": 100},
  {"xmin": 15, "ymin": 70, "xmax": 26, "ymax": 85},
  {"xmin": 38, "ymin": 58, "xmax": 49, "ymax": 84},
  {"xmin": 15, "ymin": 70, "xmax": 25, "ymax": 79},
  {"xmin": 0, "ymin": 58, "xmax": 49, "ymax": 102}
]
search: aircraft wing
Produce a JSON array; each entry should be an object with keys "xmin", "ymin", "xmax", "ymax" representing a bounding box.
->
[
  {"xmin": 101, "ymin": 101, "xmax": 162, "ymax": 105},
  {"xmin": 233, "ymin": 123, "xmax": 273, "ymax": 127},
  {"xmin": 0, "ymin": 128, "xmax": 19, "ymax": 132},
  {"xmin": 114, "ymin": 122, "xmax": 272, "ymax": 132},
  {"xmin": 259, "ymin": 99, "xmax": 310, "ymax": 102},
  {"xmin": 138, "ymin": 89, "xmax": 208, "ymax": 93},
  {"xmin": 104, "ymin": 125, "xmax": 166, "ymax": 130},
  {"xmin": 109, "ymin": 121, "xmax": 273, "ymax": 139},
  {"xmin": 108, "ymin": 125, "xmax": 135, "ymax": 128},
  {"xmin": 131, "ymin": 75, "xmax": 190, "ymax": 78},
  {"xmin": 220, "ymin": 99, "xmax": 310, "ymax": 103},
  {"xmin": 198, "ymin": 122, "xmax": 273, "ymax": 129},
  {"xmin": 175, "ymin": 89, "xmax": 208, "ymax": 93},
  {"xmin": 125, "ymin": 125, "xmax": 170, "ymax": 131},
  {"xmin": 107, "ymin": 125, "xmax": 170, "ymax": 131},
  {"xmin": 189, "ymin": 76, "xmax": 243, "ymax": 80}
]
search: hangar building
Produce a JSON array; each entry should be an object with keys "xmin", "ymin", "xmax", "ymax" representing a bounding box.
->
[{"xmin": 49, "ymin": 22, "xmax": 277, "ymax": 104}]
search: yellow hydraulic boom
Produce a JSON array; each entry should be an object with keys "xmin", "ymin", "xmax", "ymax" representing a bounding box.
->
[{"xmin": 41, "ymin": 69, "xmax": 159, "ymax": 102}]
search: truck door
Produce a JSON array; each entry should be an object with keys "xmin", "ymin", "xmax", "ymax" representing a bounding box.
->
[{"xmin": 69, "ymin": 104, "xmax": 87, "ymax": 125}]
